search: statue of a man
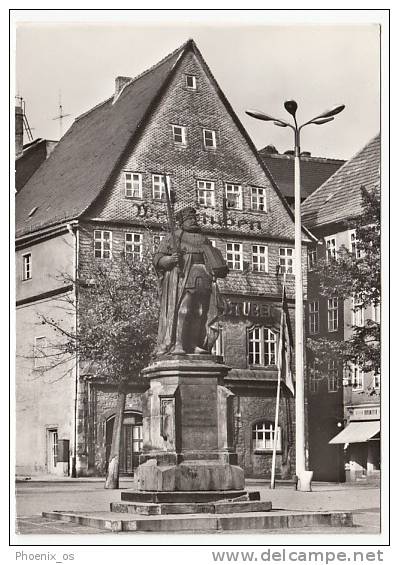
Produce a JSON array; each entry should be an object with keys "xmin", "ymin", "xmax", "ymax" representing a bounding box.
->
[{"xmin": 153, "ymin": 207, "xmax": 229, "ymax": 355}]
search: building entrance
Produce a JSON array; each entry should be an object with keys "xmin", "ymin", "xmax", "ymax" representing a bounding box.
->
[{"xmin": 105, "ymin": 412, "xmax": 143, "ymax": 475}]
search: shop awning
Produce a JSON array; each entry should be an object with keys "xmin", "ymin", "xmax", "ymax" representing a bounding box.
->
[{"xmin": 329, "ymin": 421, "xmax": 380, "ymax": 444}]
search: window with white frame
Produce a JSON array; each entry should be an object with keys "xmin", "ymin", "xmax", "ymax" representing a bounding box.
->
[
  {"xmin": 352, "ymin": 296, "xmax": 365, "ymax": 327},
  {"xmin": 351, "ymin": 363, "xmax": 364, "ymax": 391},
  {"xmin": 34, "ymin": 336, "xmax": 47, "ymax": 369},
  {"xmin": 373, "ymin": 372, "xmax": 380, "ymax": 390},
  {"xmin": 248, "ymin": 327, "xmax": 277, "ymax": 366},
  {"xmin": 308, "ymin": 248, "xmax": 317, "ymax": 270},
  {"xmin": 171, "ymin": 125, "xmax": 187, "ymax": 146},
  {"xmin": 211, "ymin": 329, "xmax": 224, "ymax": 356},
  {"xmin": 152, "ymin": 174, "xmax": 170, "ymax": 200},
  {"xmin": 252, "ymin": 245, "xmax": 268, "ymax": 273},
  {"xmin": 94, "ymin": 230, "xmax": 112, "ymax": 259},
  {"xmin": 349, "ymin": 230, "xmax": 362, "ymax": 258},
  {"xmin": 250, "ymin": 187, "xmax": 267, "ymax": 211},
  {"xmin": 203, "ymin": 128, "xmax": 217, "ymax": 149},
  {"xmin": 252, "ymin": 421, "xmax": 281, "ymax": 451},
  {"xmin": 225, "ymin": 183, "xmax": 243, "ymax": 210},
  {"xmin": 197, "ymin": 180, "xmax": 215, "ymax": 207},
  {"xmin": 308, "ymin": 362, "xmax": 319, "ymax": 394},
  {"xmin": 185, "ymin": 74, "xmax": 197, "ymax": 90},
  {"xmin": 124, "ymin": 172, "xmax": 142, "ymax": 198},
  {"xmin": 226, "ymin": 242, "xmax": 243, "ymax": 270},
  {"xmin": 327, "ymin": 297, "xmax": 339, "ymax": 331},
  {"xmin": 153, "ymin": 234, "xmax": 165, "ymax": 252},
  {"xmin": 325, "ymin": 237, "xmax": 337, "ymax": 262},
  {"xmin": 22, "ymin": 253, "xmax": 32, "ymax": 280},
  {"xmin": 125, "ymin": 233, "xmax": 143, "ymax": 261},
  {"xmin": 327, "ymin": 360, "xmax": 339, "ymax": 392},
  {"xmin": 308, "ymin": 300, "xmax": 319, "ymax": 335},
  {"xmin": 279, "ymin": 248, "xmax": 294, "ymax": 274}
]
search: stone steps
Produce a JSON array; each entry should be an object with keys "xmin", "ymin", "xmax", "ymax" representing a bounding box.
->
[{"xmin": 42, "ymin": 509, "xmax": 353, "ymax": 532}]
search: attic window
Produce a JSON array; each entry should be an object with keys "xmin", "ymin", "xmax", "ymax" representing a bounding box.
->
[
  {"xmin": 185, "ymin": 75, "xmax": 197, "ymax": 90},
  {"xmin": 28, "ymin": 206, "xmax": 38, "ymax": 218}
]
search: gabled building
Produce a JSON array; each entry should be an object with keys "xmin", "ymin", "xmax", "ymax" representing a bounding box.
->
[
  {"xmin": 16, "ymin": 39, "xmax": 312, "ymax": 479},
  {"xmin": 302, "ymin": 133, "xmax": 380, "ymax": 483}
]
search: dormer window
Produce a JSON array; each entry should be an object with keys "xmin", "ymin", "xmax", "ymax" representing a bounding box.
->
[{"xmin": 185, "ymin": 75, "xmax": 197, "ymax": 90}]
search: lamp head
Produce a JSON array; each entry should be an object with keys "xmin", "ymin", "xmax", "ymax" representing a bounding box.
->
[
  {"xmin": 245, "ymin": 109, "xmax": 276, "ymax": 122},
  {"xmin": 284, "ymin": 100, "xmax": 298, "ymax": 117}
]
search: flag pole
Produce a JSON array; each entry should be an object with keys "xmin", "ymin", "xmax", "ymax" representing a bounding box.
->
[{"xmin": 270, "ymin": 279, "xmax": 286, "ymax": 490}]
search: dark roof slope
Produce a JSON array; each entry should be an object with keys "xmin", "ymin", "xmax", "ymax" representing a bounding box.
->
[
  {"xmin": 16, "ymin": 41, "xmax": 187, "ymax": 237},
  {"xmin": 259, "ymin": 151, "xmax": 345, "ymax": 200},
  {"xmin": 301, "ymin": 134, "xmax": 380, "ymax": 229}
]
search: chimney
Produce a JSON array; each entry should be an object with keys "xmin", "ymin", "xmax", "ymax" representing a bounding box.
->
[
  {"xmin": 301, "ymin": 151, "xmax": 311, "ymax": 157},
  {"xmin": 114, "ymin": 76, "xmax": 132, "ymax": 100},
  {"xmin": 15, "ymin": 103, "xmax": 24, "ymax": 158},
  {"xmin": 262, "ymin": 144, "xmax": 279, "ymax": 154}
]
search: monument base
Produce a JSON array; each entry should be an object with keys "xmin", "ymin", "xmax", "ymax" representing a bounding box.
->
[{"xmin": 137, "ymin": 459, "xmax": 244, "ymax": 491}]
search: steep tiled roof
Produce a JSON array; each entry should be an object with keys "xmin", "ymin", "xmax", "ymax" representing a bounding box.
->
[
  {"xmin": 301, "ymin": 134, "xmax": 380, "ymax": 228},
  {"xmin": 15, "ymin": 41, "xmax": 188, "ymax": 237},
  {"xmin": 259, "ymin": 151, "xmax": 345, "ymax": 200}
]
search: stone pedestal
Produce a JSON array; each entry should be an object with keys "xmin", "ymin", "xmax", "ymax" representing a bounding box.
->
[{"xmin": 136, "ymin": 354, "xmax": 244, "ymax": 493}]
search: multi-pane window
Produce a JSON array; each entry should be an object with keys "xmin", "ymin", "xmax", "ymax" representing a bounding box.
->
[
  {"xmin": 325, "ymin": 237, "xmax": 337, "ymax": 262},
  {"xmin": 226, "ymin": 242, "xmax": 243, "ymax": 271},
  {"xmin": 22, "ymin": 253, "xmax": 32, "ymax": 280},
  {"xmin": 185, "ymin": 74, "xmax": 197, "ymax": 90},
  {"xmin": 203, "ymin": 128, "xmax": 217, "ymax": 149},
  {"xmin": 351, "ymin": 363, "xmax": 364, "ymax": 391},
  {"xmin": 349, "ymin": 230, "xmax": 362, "ymax": 258},
  {"xmin": 327, "ymin": 297, "xmax": 339, "ymax": 331},
  {"xmin": 132, "ymin": 425, "xmax": 143, "ymax": 453},
  {"xmin": 125, "ymin": 233, "xmax": 143, "ymax": 261},
  {"xmin": 279, "ymin": 248, "xmax": 294, "ymax": 274},
  {"xmin": 251, "ymin": 187, "xmax": 267, "ymax": 211},
  {"xmin": 34, "ymin": 336, "xmax": 47, "ymax": 369},
  {"xmin": 352, "ymin": 296, "xmax": 365, "ymax": 327},
  {"xmin": 94, "ymin": 230, "xmax": 112, "ymax": 259},
  {"xmin": 124, "ymin": 172, "xmax": 142, "ymax": 198},
  {"xmin": 373, "ymin": 372, "xmax": 380, "ymax": 390},
  {"xmin": 248, "ymin": 327, "xmax": 277, "ymax": 366},
  {"xmin": 171, "ymin": 125, "xmax": 187, "ymax": 146},
  {"xmin": 225, "ymin": 183, "xmax": 243, "ymax": 210},
  {"xmin": 308, "ymin": 362, "xmax": 319, "ymax": 393},
  {"xmin": 252, "ymin": 421, "xmax": 281, "ymax": 451},
  {"xmin": 197, "ymin": 180, "xmax": 215, "ymax": 207},
  {"xmin": 327, "ymin": 360, "xmax": 339, "ymax": 392},
  {"xmin": 308, "ymin": 248, "xmax": 317, "ymax": 270},
  {"xmin": 153, "ymin": 234, "xmax": 165, "ymax": 252},
  {"xmin": 308, "ymin": 300, "xmax": 319, "ymax": 335},
  {"xmin": 211, "ymin": 329, "xmax": 224, "ymax": 356},
  {"xmin": 252, "ymin": 245, "xmax": 268, "ymax": 273},
  {"xmin": 152, "ymin": 174, "xmax": 170, "ymax": 200}
]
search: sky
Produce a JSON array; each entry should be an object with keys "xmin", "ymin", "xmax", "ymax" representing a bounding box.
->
[{"xmin": 15, "ymin": 17, "xmax": 381, "ymax": 160}]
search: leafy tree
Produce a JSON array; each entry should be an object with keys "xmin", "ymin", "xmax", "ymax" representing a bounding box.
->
[
  {"xmin": 307, "ymin": 185, "xmax": 380, "ymax": 378},
  {"xmin": 36, "ymin": 249, "xmax": 159, "ymax": 488}
]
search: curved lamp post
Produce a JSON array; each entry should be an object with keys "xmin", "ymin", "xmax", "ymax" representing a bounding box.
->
[{"xmin": 246, "ymin": 101, "xmax": 345, "ymax": 490}]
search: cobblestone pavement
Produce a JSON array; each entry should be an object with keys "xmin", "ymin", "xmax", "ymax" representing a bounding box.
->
[{"xmin": 14, "ymin": 480, "xmax": 381, "ymax": 536}]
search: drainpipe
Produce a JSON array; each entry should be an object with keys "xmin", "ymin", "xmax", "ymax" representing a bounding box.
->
[{"xmin": 67, "ymin": 222, "xmax": 79, "ymax": 477}]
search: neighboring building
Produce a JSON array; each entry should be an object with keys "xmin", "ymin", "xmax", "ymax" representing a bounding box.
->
[
  {"xmin": 302, "ymin": 134, "xmax": 380, "ymax": 483},
  {"xmin": 16, "ymin": 138, "xmax": 58, "ymax": 192},
  {"xmin": 16, "ymin": 39, "xmax": 313, "ymax": 479},
  {"xmin": 259, "ymin": 145, "xmax": 345, "ymax": 207}
]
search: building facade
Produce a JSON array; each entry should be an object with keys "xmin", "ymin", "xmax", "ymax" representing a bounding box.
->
[
  {"xmin": 302, "ymin": 134, "xmax": 381, "ymax": 483},
  {"xmin": 16, "ymin": 40, "xmax": 314, "ymax": 479}
]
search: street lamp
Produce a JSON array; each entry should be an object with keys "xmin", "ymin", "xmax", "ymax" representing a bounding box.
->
[{"xmin": 246, "ymin": 101, "xmax": 345, "ymax": 491}]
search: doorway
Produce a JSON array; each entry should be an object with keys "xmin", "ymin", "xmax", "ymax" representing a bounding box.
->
[
  {"xmin": 105, "ymin": 412, "xmax": 143, "ymax": 475},
  {"xmin": 46, "ymin": 428, "xmax": 58, "ymax": 473}
]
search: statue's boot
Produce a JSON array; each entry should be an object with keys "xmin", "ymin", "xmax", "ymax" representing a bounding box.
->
[{"xmin": 194, "ymin": 346, "xmax": 208, "ymax": 354}]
